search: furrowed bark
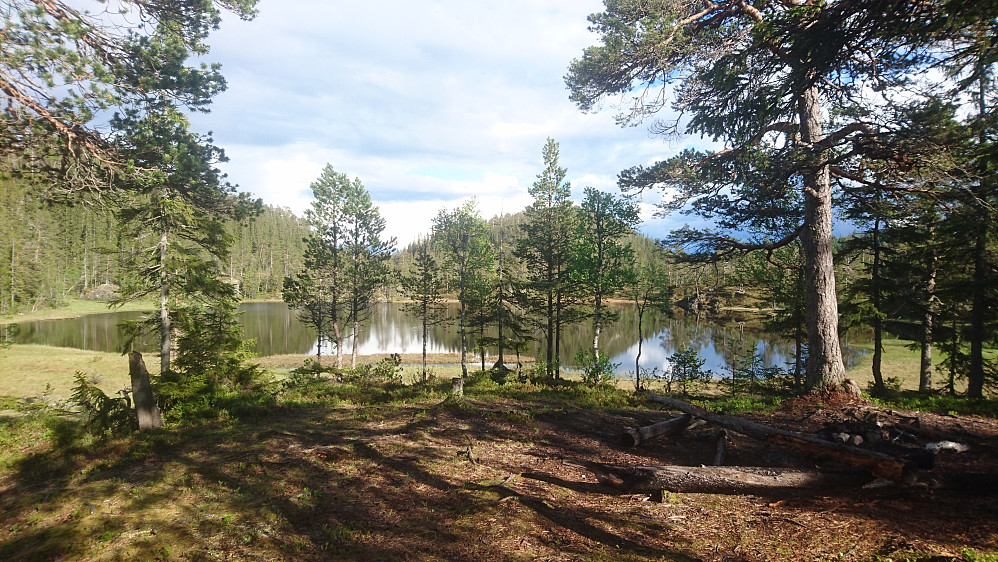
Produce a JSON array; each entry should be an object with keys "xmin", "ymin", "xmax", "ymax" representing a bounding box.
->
[{"xmin": 798, "ymin": 84, "xmax": 846, "ymax": 391}]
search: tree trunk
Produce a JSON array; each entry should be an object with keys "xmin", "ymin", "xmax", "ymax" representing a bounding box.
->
[
  {"xmin": 968, "ymin": 224, "xmax": 987, "ymax": 399},
  {"xmin": 351, "ymin": 316, "xmax": 359, "ymax": 369},
  {"xmin": 129, "ymin": 351, "xmax": 163, "ymax": 431},
  {"xmin": 333, "ymin": 321, "xmax": 343, "ymax": 369},
  {"xmin": 555, "ymin": 289, "xmax": 563, "ymax": 379},
  {"xmin": 920, "ymin": 240, "xmax": 936, "ymax": 392},
  {"xmin": 871, "ymin": 214, "xmax": 886, "ymax": 395},
  {"xmin": 159, "ymin": 222, "xmax": 171, "ymax": 375},
  {"xmin": 647, "ymin": 393, "xmax": 916, "ymax": 482},
  {"xmin": 592, "ymin": 292, "xmax": 602, "ymax": 359},
  {"xmin": 798, "ymin": 84, "xmax": 845, "ymax": 391},
  {"xmin": 460, "ymin": 274, "xmax": 468, "ymax": 379},
  {"xmin": 622, "ymin": 414, "xmax": 692, "ymax": 447},
  {"xmin": 546, "ymin": 290, "xmax": 554, "ymax": 378},
  {"xmin": 635, "ymin": 302, "xmax": 645, "ymax": 389},
  {"xmin": 421, "ymin": 310, "xmax": 429, "ymax": 383},
  {"xmin": 579, "ymin": 462, "xmax": 875, "ymax": 495}
]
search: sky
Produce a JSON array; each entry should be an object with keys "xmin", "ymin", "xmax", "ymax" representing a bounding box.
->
[{"xmin": 187, "ymin": 0, "xmax": 707, "ymax": 247}]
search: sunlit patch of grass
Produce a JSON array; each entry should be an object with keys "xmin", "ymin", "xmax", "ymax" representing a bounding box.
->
[
  {"xmin": 843, "ymin": 337, "xmax": 988, "ymax": 394},
  {"xmin": 0, "ymin": 298, "xmax": 154, "ymax": 325},
  {"xmin": 0, "ymin": 344, "xmax": 132, "ymax": 400}
]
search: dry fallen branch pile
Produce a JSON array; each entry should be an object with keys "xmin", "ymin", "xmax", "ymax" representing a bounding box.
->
[{"xmin": 579, "ymin": 392, "xmax": 997, "ymax": 496}]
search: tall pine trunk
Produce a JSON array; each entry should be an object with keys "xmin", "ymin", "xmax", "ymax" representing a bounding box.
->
[
  {"xmin": 871, "ymin": 214, "xmax": 886, "ymax": 395},
  {"xmin": 798, "ymin": 84, "xmax": 846, "ymax": 391},
  {"xmin": 459, "ymin": 260, "xmax": 468, "ymax": 379},
  {"xmin": 919, "ymin": 236, "xmax": 936, "ymax": 392}
]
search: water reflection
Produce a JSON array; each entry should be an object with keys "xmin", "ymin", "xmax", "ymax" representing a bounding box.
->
[{"xmin": 7, "ymin": 302, "xmax": 865, "ymax": 375}]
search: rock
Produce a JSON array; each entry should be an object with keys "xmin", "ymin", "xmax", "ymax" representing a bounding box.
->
[
  {"xmin": 848, "ymin": 434, "xmax": 864, "ymax": 447},
  {"xmin": 84, "ymin": 283, "xmax": 120, "ymax": 302},
  {"xmin": 926, "ymin": 441, "xmax": 969, "ymax": 454}
]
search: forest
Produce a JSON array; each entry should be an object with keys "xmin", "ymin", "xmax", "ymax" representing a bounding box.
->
[{"xmin": 0, "ymin": 1, "xmax": 997, "ymax": 560}]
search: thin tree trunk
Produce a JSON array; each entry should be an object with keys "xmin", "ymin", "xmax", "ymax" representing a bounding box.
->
[
  {"xmin": 554, "ymin": 290, "xmax": 563, "ymax": 379},
  {"xmin": 635, "ymin": 302, "xmax": 645, "ymax": 390},
  {"xmin": 421, "ymin": 310, "xmax": 428, "ymax": 383},
  {"xmin": 593, "ymin": 292, "xmax": 602, "ymax": 359},
  {"xmin": 351, "ymin": 316, "xmax": 359, "ymax": 369},
  {"xmin": 333, "ymin": 321, "xmax": 343, "ymax": 369},
  {"xmin": 159, "ymin": 221, "xmax": 171, "ymax": 375},
  {"xmin": 460, "ymin": 260, "xmax": 468, "ymax": 379},
  {"xmin": 798, "ymin": 84, "xmax": 845, "ymax": 391},
  {"xmin": 919, "ymin": 238, "xmax": 936, "ymax": 392},
  {"xmin": 871, "ymin": 214, "xmax": 886, "ymax": 395},
  {"xmin": 968, "ymin": 225, "xmax": 987, "ymax": 399}
]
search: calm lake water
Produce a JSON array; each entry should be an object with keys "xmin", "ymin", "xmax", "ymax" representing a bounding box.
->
[{"xmin": 4, "ymin": 302, "xmax": 863, "ymax": 375}]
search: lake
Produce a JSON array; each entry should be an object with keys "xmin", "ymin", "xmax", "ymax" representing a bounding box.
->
[{"xmin": 3, "ymin": 302, "xmax": 861, "ymax": 376}]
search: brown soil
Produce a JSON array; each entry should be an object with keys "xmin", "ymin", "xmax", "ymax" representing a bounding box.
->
[{"xmin": 1, "ymin": 392, "xmax": 996, "ymax": 561}]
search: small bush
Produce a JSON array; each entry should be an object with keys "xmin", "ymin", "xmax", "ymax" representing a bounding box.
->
[
  {"xmin": 664, "ymin": 345, "xmax": 712, "ymax": 395},
  {"xmin": 369, "ymin": 353, "xmax": 403, "ymax": 384},
  {"xmin": 70, "ymin": 373, "xmax": 135, "ymax": 437},
  {"xmin": 575, "ymin": 349, "xmax": 618, "ymax": 387}
]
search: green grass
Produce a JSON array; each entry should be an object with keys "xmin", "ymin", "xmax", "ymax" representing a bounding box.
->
[
  {"xmin": 846, "ymin": 337, "xmax": 968, "ymax": 393},
  {"xmin": 0, "ymin": 345, "xmax": 134, "ymax": 401},
  {"xmin": 0, "ymin": 298, "xmax": 154, "ymax": 326}
]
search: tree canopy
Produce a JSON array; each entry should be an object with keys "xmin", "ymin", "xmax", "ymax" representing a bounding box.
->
[
  {"xmin": 0, "ymin": 0, "xmax": 257, "ymax": 196},
  {"xmin": 565, "ymin": 0, "xmax": 962, "ymax": 391}
]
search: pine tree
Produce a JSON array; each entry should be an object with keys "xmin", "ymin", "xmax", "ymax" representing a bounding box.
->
[
  {"xmin": 571, "ymin": 187, "xmax": 639, "ymax": 361},
  {"xmin": 401, "ymin": 239, "xmax": 447, "ymax": 383},
  {"xmin": 517, "ymin": 138, "xmax": 578, "ymax": 378},
  {"xmin": 432, "ymin": 199, "xmax": 492, "ymax": 379},
  {"xmin": 566, "ymin": 0, "xmax": 946, "ymax": 391}
]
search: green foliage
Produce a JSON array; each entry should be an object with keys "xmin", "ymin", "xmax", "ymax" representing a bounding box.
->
[
  {"xmin": 286, "ymin": 165, "xmax": 395, "ymax": 367},
  {"xmin": 517, "ymin": 137, "xmax": 578, "ymax": 379},
  {"xmin": 0, "ymin": 0, "xmax": 257, "ymax": 193},
  {"xmin": 664, "ymin": 345, "xmax": 713, "ymax": 395},
  {"xmin": 694, "ymin": 395, "xmax": 784, "ymax": 415},
  {"xmin": 961, "ymin": 548, "xmax": 998, "ymax": 562},
  {"xmin": 867, "ymin": 392, "xmax": 998, "ymax": 418},
  {"xmin": 69, "ymin": 373, "xmax": 135, "ymax": 438},
  {"xmin": 573, "ymin": 349, "xmax": 618, "ymax": 387},
  {"xmin": 721, "ymin": 347, "xmax": 787, "ymax": 396},
  {"xmin": 360, "ymin": 354, "xmax": 404, "ymax": 385},
  {"xmin": 432, "ymin": 199, "xmax": 493, "ymax": 378},
  {"xmin": 152, "ymin": 292, "xmax": 272, "ymax": 425},
  {"xmin": 401, "ymin": 239, "xmax": 447, "ymax": 382}
]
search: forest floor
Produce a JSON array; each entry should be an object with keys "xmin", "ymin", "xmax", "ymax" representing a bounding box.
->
[{"xmin": 0, "ymin": 376, "xmax": 996, "ymax": 561}]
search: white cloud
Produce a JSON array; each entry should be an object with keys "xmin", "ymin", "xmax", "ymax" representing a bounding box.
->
[{"xmin": 190, "ymin": 0, "xmax": 712, "ymax": 245}]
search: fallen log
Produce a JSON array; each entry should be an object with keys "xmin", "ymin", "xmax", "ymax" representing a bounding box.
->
[
  {"xmin": 578, "ymin": 461, "xmax": 875, "ymax": 495},
  {"xmin": 622, "ymin": 414, "xmax": 692, "ymax": 447},
  {"xmin": 647, "ymin": 393, "xmax": 917, "ymax": 482}
]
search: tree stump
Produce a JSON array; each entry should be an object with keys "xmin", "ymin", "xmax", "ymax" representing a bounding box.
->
[
  {"xmin": 129, "ymin": 351, "xmax": 163, "ymax": 430},
  {"xmin": 450, "ymin": 377, "xmax": 464, "ymax": 398}
]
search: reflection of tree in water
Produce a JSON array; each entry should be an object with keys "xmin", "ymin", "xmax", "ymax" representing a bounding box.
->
[{"xmin": 14, "ymin": 302, "xmax": 869, "ymax": 374}]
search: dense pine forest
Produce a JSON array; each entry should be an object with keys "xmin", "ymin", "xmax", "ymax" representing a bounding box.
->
[{"xmin": 0, "ymin": 176, "xmax": 309, "ymax": 311}]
